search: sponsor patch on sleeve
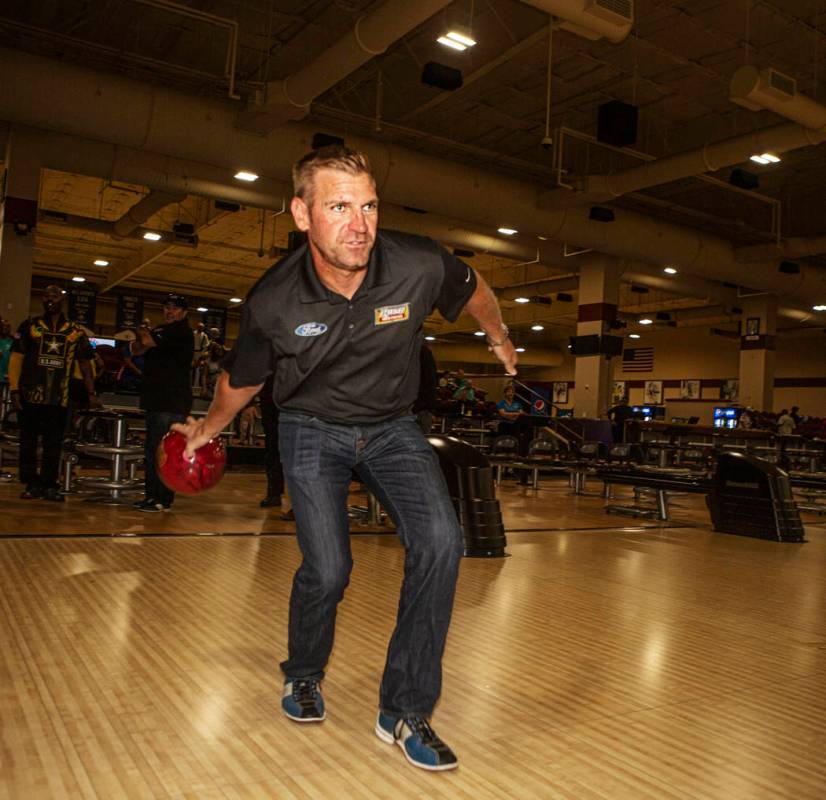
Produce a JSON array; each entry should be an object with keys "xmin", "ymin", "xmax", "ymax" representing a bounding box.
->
[{"xmin": 374, "ymin": 303, "xmax": 410, "ymax": 326}]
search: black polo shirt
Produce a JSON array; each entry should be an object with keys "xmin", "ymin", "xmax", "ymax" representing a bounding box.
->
[
  {"xmin": 140, "ymin": 318, "xmax": 194, "ymax": 415},
  {"xmin": 223, "ymin": 229, "xmax": 477, "ymax": 424}
]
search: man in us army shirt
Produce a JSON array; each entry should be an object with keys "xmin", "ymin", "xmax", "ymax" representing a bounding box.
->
[
  {"xmin": 8, "ymin": 284, "xmax": 98, "ymax": 501},
  {"xmin": 172, "ymin": 145, "xmax": 517, "ymax": 772}
]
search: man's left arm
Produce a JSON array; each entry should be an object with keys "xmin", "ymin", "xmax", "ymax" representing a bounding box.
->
[{"xmin": 463, "ymin": 270, "xmax": 518, "ymax": 376}]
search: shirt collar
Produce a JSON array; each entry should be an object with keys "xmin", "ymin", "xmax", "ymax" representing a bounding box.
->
[{"xmin": 298, "ymin": 232, "xmax": 391, "ymax": 305}]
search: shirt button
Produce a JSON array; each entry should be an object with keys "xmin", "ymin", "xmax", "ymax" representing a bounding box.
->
[
  {"xmin": 348, "ymin": 323, "xmax": 354, "ymax": 329},
  {"xmin": 348, "ymin": 304, "xmax": 353, "ymax": 309}
]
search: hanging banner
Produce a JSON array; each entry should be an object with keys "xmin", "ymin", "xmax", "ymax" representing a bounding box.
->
[
  {"xmin": 67, "ymin": 287, "xmax": 97, "ymax": 328},
  {"xmin": 202, "ymin": 308, "xmax": 227, "ymax": 342},
  {"xmin": 116, "ymin": 294, "xmax": 144, "ymax": 330}
]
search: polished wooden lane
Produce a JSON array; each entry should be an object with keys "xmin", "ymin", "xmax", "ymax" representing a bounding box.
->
[{"xmin": 1, "ymin": 473, "xmax": 825, "ymax": 798}]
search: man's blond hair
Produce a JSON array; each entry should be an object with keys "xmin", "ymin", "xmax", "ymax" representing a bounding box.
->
[{"xmin": 292, "ymin": 145, "xmax": 374, "ymax": 206}]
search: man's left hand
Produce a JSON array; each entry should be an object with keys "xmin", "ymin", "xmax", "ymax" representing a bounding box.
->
[{"xmin": 489, "ymin": 339, "xmax": 518, "ymax": 375}]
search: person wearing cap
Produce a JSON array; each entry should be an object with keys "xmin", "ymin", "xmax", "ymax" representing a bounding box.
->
[
  {"xmin": 130, "ymin": 293, "xmax": 194, "ymax": 511},
  {"xmin": 7, "ymin": 285, "xmax": 99, "ymax": 501}
]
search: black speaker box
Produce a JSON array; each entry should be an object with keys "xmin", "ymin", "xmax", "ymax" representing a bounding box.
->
[
  {"xmin": 730, "ymin": 168, "xmax": 759, "ymax": 190},
  {"xmin": 597, "ymin": 100, "xmax": 638, "ymax": 148},
  {"xmin": 421, "ymin": 62, "xmax": 463, "ymax": 91}
]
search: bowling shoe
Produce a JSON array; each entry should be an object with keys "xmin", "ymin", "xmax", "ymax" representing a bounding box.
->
[
  {"xmin": 282, "ymin": 678, "xmax": 325, "ymax": 722},
  {"xmin": 375, "ymin": 713, "xmax": 458, "ymax": 771}
]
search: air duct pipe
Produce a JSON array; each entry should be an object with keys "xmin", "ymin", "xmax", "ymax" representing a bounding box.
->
[
  {"xmin": 497, "ymin": 276, "xmax": 578, "ymax": 300},
  {"xmin": 519, "ymin": 1, "xmax": 633, "ymax": 43},
  {"xmin": 540, "ymin": 121, "xmax": 826, "ymax": 208},
  {"xmin": 2, "ymin": 48, "xmax": 825, "ymax": 308},
  {"xmin": 111, "ymin": 190, "xmax": 186, "ymax": 239},
  {"xmin": 239, "ymin": 0, "xmax": 452, "ymax": 133},
  {"xmin": 736, "ymin": 236, "xmax": 826, "ymax": 262},
  {"xmin": 431, "ymin": 342, "xmax": 563, "ymax": 367},
  {"xmin": 731, "ymin": 65, "xmax": 826, "ymax": 131}
]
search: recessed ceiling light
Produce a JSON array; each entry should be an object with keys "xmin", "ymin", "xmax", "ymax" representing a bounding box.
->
[
  {"xmin": 515, "ymin": 347, "xmax": 526, "ymax": 353},
  {"xmin": 229, "ymin": 297, "xmax": 243, "ymax": 303},
  {"xmin": 234, "ymin": 170, "xmax": 259, "ymax": 182},
  {"xmin": 437, "ymin": 35, "xmax": 467, "ymax": 51},
  {"xmin": 629, "ymin": 333, "xmax": 641, "ymax": 339},
  {"xmin": 663, "ymin": 266, "xmax": 677, "ymax": 274},
  {"xmin": 531, "ymin": 324, "xmax": 544, "ymax": 331},
  {"xmin": 425, "ymin": 335, "xmax": 435, "ymax": 341},
  {"xmin": 750, "ymin": 152, "xmax": 781, "ymax": 165},
  {"xmin": 514, "ymin": 297, "xmax": 530, "ymax": 304},
  {"xmin": 143, "ymin": 231, "xmax": 162, "ymax": 241},
  {"xmin": 497, "ymin": 227, "xmax": 518, "ymax": 236},
  {"xmin": 638, "ymin": 317, "xmax": 653, "ymax": 325},
  {"xmin": 71, "ymin": 276, "xmax": 86, "ymax": 282},
  {"xmin": 813, "ymin": 305, "xmax": 826, "ymax": 311},
  {"xmin": 197, "ymin": 306, "xmax": 209, "ymax": 313},
  {"xmin": 446, "ymin": 30, "xmax": 476, "ymax": 47},
  {"xmin": 474, "ymin": 330, "xmax": 486, "ymax": 337},
  {"xmin": 94, "ymin": 259, "xmax": 109, "ymax": 267}
]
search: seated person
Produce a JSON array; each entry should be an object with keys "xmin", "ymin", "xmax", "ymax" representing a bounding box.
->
[{"xmin": 496, "ymin": 383, "xmax": 526, "ymax": 441}]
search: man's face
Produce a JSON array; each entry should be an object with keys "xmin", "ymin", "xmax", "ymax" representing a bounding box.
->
[
  {"xmin": 291, "ymin": 168, "xmax": 378, "ymax": 273},
  {"xmin": 42, "ymin": 287, "xmax": 63, "ymax": 315},
  {"xmin": 163, "ymin": 303, "xmax": 186, "ymax": 323}
]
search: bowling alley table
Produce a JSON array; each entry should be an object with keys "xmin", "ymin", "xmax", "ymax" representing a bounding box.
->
[{"xmin": 74, "ymin": 407, "xmax": 146, "ymax": 504}]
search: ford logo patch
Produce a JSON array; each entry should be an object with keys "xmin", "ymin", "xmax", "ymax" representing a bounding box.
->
[{"xmin": 295, "ymin": 322, "xmax": 328, "ymax": 337}]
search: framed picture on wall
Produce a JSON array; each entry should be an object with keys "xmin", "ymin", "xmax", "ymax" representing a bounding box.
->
[
  {"xmin": 552, "ymin": 381, "xmax": 569, "ymax": 405},
  {"xmin": 720, "ymin": 379, "xmax": 739, "ymax": 401},
  {"xmin": 680, "ymin": 379, "xmax": 700, "ymax": 400},
  {"xmin": 611, "ymin": 381, "xmax": 627, "ymax": 405},
  {"xmin": 745, "ymin": 317, "xmax": 760, "ymax": 337},
  {"xmin": 644, "ymin": 380, "xmax": 663, "ymax": 405}
]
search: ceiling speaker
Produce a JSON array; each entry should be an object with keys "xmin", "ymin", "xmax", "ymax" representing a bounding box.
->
[
  {"xmin": 597, "ymin": 100, "xmax": 638, "ymax": 148},
  {"xmin": 421, "ymin": 62, "xmax": 463, "ymax": 91}
]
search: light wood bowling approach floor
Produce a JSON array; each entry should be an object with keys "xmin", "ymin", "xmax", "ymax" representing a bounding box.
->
[{"xmin": 1, "ymin": 473, "xmax": 825, "ymax": 799}]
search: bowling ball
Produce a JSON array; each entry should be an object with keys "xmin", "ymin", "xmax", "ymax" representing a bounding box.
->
[{"xmin": 157, "ymin": 430, "xmax": 226, "ymax": 495}]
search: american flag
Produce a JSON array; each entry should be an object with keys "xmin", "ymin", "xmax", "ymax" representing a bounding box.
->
[{"xmin": 622, "ymin": 347, "xmax": 654, "ymax": 372}]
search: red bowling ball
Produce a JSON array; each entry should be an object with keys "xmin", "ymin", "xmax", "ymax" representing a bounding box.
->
[{"xmin": 157, "ymin": 430, "xmax": 227, "ymax": 495}]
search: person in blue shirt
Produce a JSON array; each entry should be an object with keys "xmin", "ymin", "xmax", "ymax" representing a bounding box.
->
[{"xmin": 496, "ymin": 383, "xmax": 524, "ymax": 426}]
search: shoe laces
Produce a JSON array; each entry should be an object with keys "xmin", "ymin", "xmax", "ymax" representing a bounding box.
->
[
  {"xmin": 291, "ymin": 679, "xmax": 319, "ymax": 702},
  {"xmin": 402, "ymin": 716, "xmax": 440, "ymax": 745}
]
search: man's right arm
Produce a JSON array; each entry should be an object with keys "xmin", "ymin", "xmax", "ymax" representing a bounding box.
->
[{"xmin": 172, "ymin": 371, "xmax": 263, "ymax": 456}]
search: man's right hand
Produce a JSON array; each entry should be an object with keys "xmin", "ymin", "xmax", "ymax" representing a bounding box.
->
[{"xmin": 171, "ymin": 416, "xmax": 215, "ymax": 458}]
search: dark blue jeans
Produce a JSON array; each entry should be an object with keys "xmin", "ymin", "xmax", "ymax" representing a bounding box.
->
[
  {"xmin": 278, "ymin": 411, "xmax": 463, "ymax": 717},
  {"xmin": 144, "ymin": 410, "xmax": 187, "ymax": 506}
]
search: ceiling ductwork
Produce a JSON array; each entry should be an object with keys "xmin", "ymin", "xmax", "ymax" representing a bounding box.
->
[
  {"xmin": 3, "ymin": 47, "xmax": 826, "ymax": 311},
  {"xmin": 736, "ymin": 236, "xmax": 826, "ymax": 262},
  {"xmin": 540, "ymin": 121, "xmax": 826, "ymax": 209},
  {"xmin": 238, "ymin": 0, "xmax": 452, "ymax": 134},
  {"xmin": 520, "ymin": 0, "xmax": 633, "ymax": 43},
  {"xmin": 497, "ymin": 276, "xmax": 579, "ymax": 301},
  {"xmin": 110, "ymin": 190, "xmax": 186, "ymax": 239},
  {"xmin": 430, "ymin": 342, "xmax": 563, "ymax": 367},
  {"xmin": 731, "ymin": 65, "xmax": 826, "ymax": 131}
]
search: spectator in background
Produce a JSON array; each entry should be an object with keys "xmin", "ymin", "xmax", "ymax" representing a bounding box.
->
[
  {"xmin": 201, "ymin": 341, "xmax": 224, "ymax": 399},
  {"xmin": 608, "ymin": 398, "xmax": 634, "ymax": 443},
  {"xmin": 496, "ymin": 383, "xmax": 525, "ymax": 435},
  {"xmin": 739, "ymin": 407, "xmax": 754, "ymax": 430},
  {"xmin": 130, "ymin": 293, "xmax": 194, "ymax": 512},
  {"xmin": 192, "ymin": 322, "xmax": 210, "ymax": 389},
  {"xmin": 790, "ymin": 405, "xmax": 801, "ymax": 426},
  {"xmin": 0, "ymin": 319, "xmax": 12, "ymax": 386},
  {"xmin": 412, "ymin": 343, "xmax": 438, "ymax": 434},
  {"xmin": 7, "ymin": 285, "xmax": 99, "ymax": 501},
  {"xmin": 777, "ymin": 409, "xmax": 795, "ymax": 436}
]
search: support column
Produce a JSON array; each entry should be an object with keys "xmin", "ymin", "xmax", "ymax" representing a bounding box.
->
[
  {"xmin": 0, "ymin": 127, "xmax": 42, "ymax": 326},
  {"xmin": 738, "ymin": 295, "xmax": 777, "ymax": 411},
  {"xmin": 573, "ymin": 253, "xmax": 620, "ymax": 418}
]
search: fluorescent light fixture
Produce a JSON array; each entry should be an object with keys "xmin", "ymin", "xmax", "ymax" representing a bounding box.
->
[
  {"xmin": 229, "ymin": 297, "xmax": 243, "ymax": 304},
  {"xmin": 234, "ymin": 170, "xmax": 259, "ymax": 182},
  {"xmin": 94, "ymin": 259, "xmax": 109, "ymax": 267},
  {"xmin": 71, "ymin": 276, "xmax": 86, "ymax": 282},
  {"xmin": 143, "ymin": 231, "xmax": 162, "ymax": 241},
  {"xmin": 497, "ymin": 227, "xmax": 518, "ymax": 235},
  {"xmin": 813, "ymin": 305, "xmax": 826, "ymax": 311},
  {"xmin": 515, "ymin": 347, "xmax": 525, "ymax": 353},
  {"xmin": 531, "ymin": 324, "xmax": 544, "ymax": 331},
  {"xmin": 750, "ymin": 152, "xmax": 781, "ymax": 165},
  {"xmin": 425, "ymin": 335, "xmax": 436, "ymax": 341},
  {"xmin": 629, "ymin": 333, "xmax": 641, "ymax": 339},
  {"xmin": 514, "ymin": 297, "xmax": 530, "ymax": 304},
  {"xmin": 663, "ymin": 266, "xmax": 677, "ymax": 274},
  {"xmin": 474, "ymin": 330, "xmax": 486, "ymax": 337},
  {"xmin": 437, "ymin": 35, "xmax": 467, "ymax": 51},
  {"xmin": 196, "ymin": 306, "xmax": 209, "ymax": 313},
  {"xmin": 446, "ymin": 30, "xmax": 476, "ymax": 47},
  {"xmin": 638, "ymin": 317, "xmax": 653, "ymax": 325}
]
